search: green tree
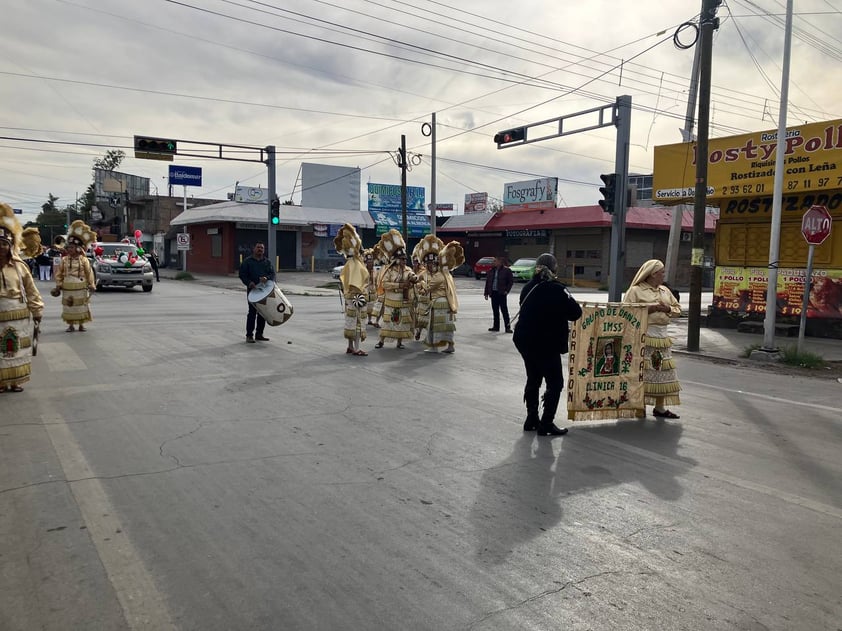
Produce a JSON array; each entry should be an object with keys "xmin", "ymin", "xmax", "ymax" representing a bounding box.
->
[{"xmin": 93, "ymin": 149, "xmax": 125, "ymax": 172}]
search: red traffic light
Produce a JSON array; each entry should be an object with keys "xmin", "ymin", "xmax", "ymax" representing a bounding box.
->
[{"xmin": 494, "ymin": 127, "xmax": 526, "ymax": 145}]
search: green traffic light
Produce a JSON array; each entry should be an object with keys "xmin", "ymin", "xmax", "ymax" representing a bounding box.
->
[{"xmin": 271, "ymin": 217, "xmax": 280, "ymax": 225}]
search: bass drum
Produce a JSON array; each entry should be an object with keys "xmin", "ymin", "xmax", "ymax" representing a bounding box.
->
[{"xmin": 247, "ymin": 282, "xmax": 294, "ymax": 326}]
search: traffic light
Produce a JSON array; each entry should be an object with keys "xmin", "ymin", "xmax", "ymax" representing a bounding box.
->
[
  {"xmin": 493, "ymin": 127, "xmax": 526, "ymax": 146},
  {"xmin": 270, "ymin": 198, "xmax": 280, "ymax": 225},
  {"xmin": 133, "ymin": 136, "xmax": 177, "ymax": 161},
  {"xmin": 598, "ymin": 173, "xmax": 616, "ymax": 214}
]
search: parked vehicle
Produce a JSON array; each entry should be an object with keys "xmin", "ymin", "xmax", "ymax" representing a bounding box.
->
[
  {"xmin": 510, "ymin": 257, "xmax": 537, "ymax": 282},
  {"xmin": 473, "ymin": 256, "xmax": 495, "ymax": 279}
]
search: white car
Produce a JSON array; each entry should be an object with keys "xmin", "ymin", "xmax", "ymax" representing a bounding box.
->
[{"xmin": 331, "ymin": 263, "xmax": 344, "ymax": 279}]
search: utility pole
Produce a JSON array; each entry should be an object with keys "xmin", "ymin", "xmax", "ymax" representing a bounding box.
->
[
  {"xmin": 757, "ymin": 0, "xmax": 794, "ymax": 357},
  {"xmin": 430, "ymin": 113, "xmax": 436, "ymax": 236},
  {"xmin": 665, "ymin": 41, "xmax": 702, "ymax": 285},
  {"xmin": 687, "ymin": 0, "xmax": 721, "ymax": 352},
  {"xmin": 399, "ymin": 135, "xmax": 408, "ymax": 241}
]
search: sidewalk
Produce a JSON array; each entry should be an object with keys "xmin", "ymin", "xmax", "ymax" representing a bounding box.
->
[{"xmin": 158, "ymin": 268, "xmax": 842, "ymax": 365}]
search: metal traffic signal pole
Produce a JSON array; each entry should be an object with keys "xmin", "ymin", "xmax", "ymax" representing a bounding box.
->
[
  {"xmin": 687, "ymin": 0, "xmax": 721, "ymax": 352},
  {"xmin": 607, "ymin": 95, "xmax": 632, "ymax": 303},
  {"xmin": 265, "ymin": 145, "xmax": 277, "ymax": 269}
]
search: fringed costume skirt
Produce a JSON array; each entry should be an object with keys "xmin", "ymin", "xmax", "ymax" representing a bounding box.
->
[
  {"xmin": 642, "ymin": 323, "xmax": 681, "ymax": 407},
  {"xmin": 0, "ymin": 297, "xmax": 34, "ymax": 388},
  {"xmin": 60, "ymin": 276, "xmax": 92, "ymax": 324},
  {"xmin": 343, "ymin": 302, "xmax": 367, "ymax": 342},
  {"xmin": 424, "ymin": 297, "xmax": 455, "ymax": 348},
  {"xmin": 380, "ymin": 292, "xmax": 413, "ymax": 340}
]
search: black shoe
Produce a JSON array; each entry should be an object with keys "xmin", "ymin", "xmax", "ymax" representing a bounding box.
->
[
  {"xmin": 523, "ymin": 416, "xmax": 539, "ymax": 432},
  {"xmin": 255, "ymin": 335, "xmax": 270, "ymax": 341},
  {"xmin": 246, "ymin": 336, "xmax": 255, "ymax": 343},
  {"xmin": 505, "ymin": 328, "xmax": 513, "ymax": 333},
  {"xmin": 537, "ymin": 423, "xmax": 568, "ymax": 436},
  {"xmin": 488, "ymin": 327, "xmax": 499, "ymax": 332},
  {"xmin": 653, "ymin": 409, "xmax": 680, "ymax": 419}
]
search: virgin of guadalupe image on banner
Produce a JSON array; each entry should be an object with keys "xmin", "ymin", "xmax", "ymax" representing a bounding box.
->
[{"xmin": 568, "ymin": 303, "xmax": 648, "ymax": 421}]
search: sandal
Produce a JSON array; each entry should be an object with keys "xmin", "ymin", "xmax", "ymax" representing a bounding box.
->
[
  {"xmin": 372, "ymin": 322, "xmax": 381, "ymax": 329},
  {"xmin": 10, "ymin": 385, "xmax": 23, "ymax": 393},
  {"xmin": 374, "ymin": 341, "xmax": 384, "ymax": 349},
  {"xmin": 66, "ymin": 326, "xmax": 75, "ymax": 332},
  {"xmin": 353, "ymin": 349, "xmax": 368, "ymax": 356},
  {"xmin": 346, "ymin": 348, "xmax": 354, "ymax": 354},
  {"xmin": 78, "ymin": 325, "xmax": 86, "ymax": 332},
  {"xmin": 396, "ymin": 343, "xmax": 405, "ymax": 349},
  {"xmin": 653, "ymin": 409, "xmax": 680, "ymax": 419}
]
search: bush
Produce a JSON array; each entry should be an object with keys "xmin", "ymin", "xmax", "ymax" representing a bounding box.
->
[
  {"xmin": 174, "ymin": 271, "xmax": 195, "ymax": 281},
  {"xmin": 740, "ymin": 343, "xmax": 762, "ymax": 358},
  {"xmin": 779, "ymin": 345, "xmax": 825, "ymax": 369}
]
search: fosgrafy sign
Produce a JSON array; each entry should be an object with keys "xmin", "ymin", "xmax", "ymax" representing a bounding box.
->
[
  {"xmin": 654, "ymin": 119, "xmax": 842, "ymax": 203},
  {"xmin": 503, "ymin": 177, "xmax": 558, "ymax": 209}
]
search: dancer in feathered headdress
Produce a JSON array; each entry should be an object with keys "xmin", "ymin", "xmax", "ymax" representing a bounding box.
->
[
  {"xmin": 54, "ymin": 219, "xmax": 96, "ymax": 332},
  {"xmin": 333, "ymin": 223, "xmax": 370, "ymax": 356},
  {"xmin": 419, "ymin": 237, "xmax": 463, "ymax": 354},
  {"xmin": 362, "ymin": 247, "xmax": 379, "ymax": 327},
  {"xmin": 0, "ymin": 202, "xmax": 45, "ymax": 392},
  {"xmin": 373, "ymin": 229, "xmax": 418, "ymax": 349}
]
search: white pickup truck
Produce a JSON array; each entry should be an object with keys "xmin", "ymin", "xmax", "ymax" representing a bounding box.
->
[{"xmin": 90, "ymin": 242, "xmax": 154, "ymax": 292}]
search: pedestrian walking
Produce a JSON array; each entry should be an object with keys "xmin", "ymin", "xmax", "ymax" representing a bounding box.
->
[
  {"xmin": 512, "ymin": 253, "xmax": 582, "ymax": 436},
  {"xmin": 623, "ymin": 259, "xmax": 682, "ymax": 419},
  {"xmin": 484, "ymin": 256, "xmax": 513, "ymax": 333}
]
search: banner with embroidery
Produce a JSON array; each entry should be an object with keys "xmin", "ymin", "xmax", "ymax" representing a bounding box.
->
[{"xmin": 567, "ymin": 303, "xmax": 648, "ymax": 421}]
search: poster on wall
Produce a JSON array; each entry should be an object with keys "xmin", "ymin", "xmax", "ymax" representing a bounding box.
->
[
  {"xmin": 567, "ymin": 304, "xmax": 648, "ymax": 421},
  {"xmin": 713, "ymin": 266, "xmax": 842, "ymax": 318}
]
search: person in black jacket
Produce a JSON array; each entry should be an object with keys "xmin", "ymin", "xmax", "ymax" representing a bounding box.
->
[
  {"xmin": 512, "ymin": 253, "xmax": 582, "ymax": 436},
  {"xmin": 484, "ymin": 256, "xmax": 514, "ymax": 333},
  {"xmin": 238, "ymin": 242, "xmax": 275, "ymax": 343}
]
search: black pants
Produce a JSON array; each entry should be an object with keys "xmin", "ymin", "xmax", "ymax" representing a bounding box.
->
[
  {"xmin": 490, "ymin": 291, "xmax": 510, "ymax": 330},
  {"xmin": 520, "ymin": 351, "xmax": 564, "ymax": 423},
  {"xmin": 246, "ymin": 300, "xmax": 266, "ymax": 337},
  {"xmin": 150, "ymin": 260, "xmax": 159, "ymax": 281}
]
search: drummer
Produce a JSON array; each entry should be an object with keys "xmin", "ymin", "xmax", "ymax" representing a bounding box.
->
[{"xmin": 238, "ymin": 242, "xmax": 275, "ymax": 343}]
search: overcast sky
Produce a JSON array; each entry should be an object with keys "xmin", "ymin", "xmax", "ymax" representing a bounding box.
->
[{"xmin": 2, "ymin": 0, "xmax": 841, "ymax": 223}]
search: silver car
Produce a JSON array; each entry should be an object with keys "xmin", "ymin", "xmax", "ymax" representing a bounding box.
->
[{"xmin": 91, "ymin": 242, "xmax": 155, "ymax": 292}]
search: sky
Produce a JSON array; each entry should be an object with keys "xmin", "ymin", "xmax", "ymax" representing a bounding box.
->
[{"xmin": 2, "ymin": 0, "xmax": 842, "ymax": 224}]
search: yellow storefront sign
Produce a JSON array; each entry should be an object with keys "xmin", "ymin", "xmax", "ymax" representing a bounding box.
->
[{"xmin": 653, "ymin": 119, "xmax": 842, "ymax": 204}]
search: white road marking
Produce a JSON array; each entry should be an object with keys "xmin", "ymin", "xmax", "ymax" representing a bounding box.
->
[
  {"xmin": 682, "ymin": 379, "xmax": 842, "ymax": 413},
  {"xmin": 42, "ymin": 405, "xmax": 176, "ymax": 631}
]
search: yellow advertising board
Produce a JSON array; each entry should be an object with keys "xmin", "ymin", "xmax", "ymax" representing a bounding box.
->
[{"xmin": 653, "ymin": 119, "xmax": 842, "ymax": 204}]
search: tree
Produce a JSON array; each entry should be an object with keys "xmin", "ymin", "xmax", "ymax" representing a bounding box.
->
[{"xmin": 93, "ymin": 149, "xmax": 125, "ymax": 172}]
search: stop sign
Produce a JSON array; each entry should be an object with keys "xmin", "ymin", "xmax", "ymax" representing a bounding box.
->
[{"xmin": 801, "ymin": 205, "xmax": 832, "ymax": 245}]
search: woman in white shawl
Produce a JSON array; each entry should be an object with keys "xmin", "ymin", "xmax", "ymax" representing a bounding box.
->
[{"xmin": 623, "ymin": 259, "xmax": 682, "ymax": 419}]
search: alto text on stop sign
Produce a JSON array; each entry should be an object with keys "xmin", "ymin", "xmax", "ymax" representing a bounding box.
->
[{"xmin": 801, "ymin": 205, "xmax": 832, "ymax": 245}]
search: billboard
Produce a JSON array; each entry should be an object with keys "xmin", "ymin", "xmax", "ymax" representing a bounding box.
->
[
  {"xmin": 464, "ymin": 192, "xmax": 488, "ymax": 213},
  {"xmin": 503, "ymin": 177, "xmax": 557, "ymax": 209},
  {"xmin": 368, "ymin": 183, "xmax": 429, "ymax": 237},
  {"xmin": 653, "ymin": 119, "xmax": 842, "ymax": 204},
  {"xmin": 234, "ymin": 186, "xmax": 269, "ymax": 203},
  {"xmin": 302, "ymin": 163, "xmax": 361, "ymax": 211}
]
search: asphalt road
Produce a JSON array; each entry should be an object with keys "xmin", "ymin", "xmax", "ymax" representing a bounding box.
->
[{"xmin": 2, "ymin": 280, "xmax": 840, "ymax": 630}]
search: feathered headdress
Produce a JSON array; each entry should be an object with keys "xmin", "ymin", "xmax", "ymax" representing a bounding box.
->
[
  {"xmin": 20, "ymin": 227, "xmax": 42, "ymax": 258},
  {"xmin": 377, "ymin": 228, "xmax": 407, "ymax": 261},
  {"xmin": 0, "ymin": 202, "xmax": 23, "ymax": 250},
  {"xmin": 333, "ymin": 223, "xmax": 363, "ymax": 258},
  {"xmin": 417, "ymin": 234, "xmax": 444, "ymax": 263},
  {"xmin": 66, "ymin": 220, "xmax": 96, "ymax": 249},
  {"xmin": 439, "ymin": 240, "xmax": 465, "ymax": 272}
]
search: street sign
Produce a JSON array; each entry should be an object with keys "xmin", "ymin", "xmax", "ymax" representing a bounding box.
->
[
  {"xmin": 168, "ymin": 165, "xmax": 202, "ymax": 187},
  {"xmin": 801, "ymin": 205, "xmax": 832, "ymax": 245},
  {"xmin": 176, "ymin": 233, "xmax": 191, "ymax": 251}
]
